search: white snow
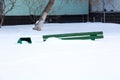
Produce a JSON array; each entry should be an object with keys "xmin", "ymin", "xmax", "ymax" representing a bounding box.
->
[{"xmin": 0, "ymin": 22, "xmax": 120, "ymax": 80}]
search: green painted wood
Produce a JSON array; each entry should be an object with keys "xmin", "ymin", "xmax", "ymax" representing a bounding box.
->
[
  {"xmin": 60, "ymin": 36, "xmax": 104, "ymax": 40},
  {"xmin": 43, "ymin": 31, "xmax": 103, "ymax": 41},
  {"xmin": 43, "ymin": 31, "xmax": 103, "ymax": 38},
  {"xmin": 17, "ymin": 37, "xmax": 32, "ymax": 44}
]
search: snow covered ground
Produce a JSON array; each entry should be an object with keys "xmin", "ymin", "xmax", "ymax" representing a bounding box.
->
[{"xmin": 0, "ymin": 22, "xmax": 120, "ymax": 80}]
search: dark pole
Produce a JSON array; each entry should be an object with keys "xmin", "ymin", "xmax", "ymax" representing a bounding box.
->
[
  {"xmin": 0, "ymin": 0, "xmax": 4, "ymax": 27},
  {"xmin": 0, "ymin": 0, "xmax": 4, "ymax": 13},
  {"xmin": 103, "ymin": 0, "xmax": 106, "ymax": 23}
]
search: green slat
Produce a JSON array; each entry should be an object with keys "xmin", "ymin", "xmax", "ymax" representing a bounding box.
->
[
  {"xmin": 43, "ymin": 31, "xmax": 103, "ymax": 41},
  {"xmin": 43, "ymin": 31, "xmax": 103, "ymax": 38},
  {"xmin": 61, "ymin": 36, "xmax": 103, "ymax": 40},
  {"xmin": 43, "ymin": 35, "xmax": 103, "ymax": 41}
]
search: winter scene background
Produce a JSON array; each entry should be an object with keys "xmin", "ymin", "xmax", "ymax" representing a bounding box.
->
[
  {"xmin": 1, "ymin": 0, "xmax": 120, "ymax": 80},
  {"xmin": 0, "ymin": 22, "xmax": 120, "ymax": 80}
]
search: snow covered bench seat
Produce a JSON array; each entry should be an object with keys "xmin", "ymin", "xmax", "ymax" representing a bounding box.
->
[{"xmin": 43, "ymin": 31, "xmax": 104, "ymax": 41}]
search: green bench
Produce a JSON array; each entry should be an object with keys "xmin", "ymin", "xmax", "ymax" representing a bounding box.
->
[
  {"xmin": 43, "ymin": 31, "xmax": 104, "ymax": 41},
  {"xmin": 17, "ymin": 37, "xmax": 32, "ymax": 44}
]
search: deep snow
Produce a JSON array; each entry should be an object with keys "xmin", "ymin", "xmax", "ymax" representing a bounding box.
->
[{"xmin": 0, "ymin": 23, "xmax": 120, "ymax": 80}]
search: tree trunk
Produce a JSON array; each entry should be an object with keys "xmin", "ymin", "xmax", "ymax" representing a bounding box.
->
[{"xmin": 33, "ymin": 0, "xmax": 55, "ymax": 31}]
